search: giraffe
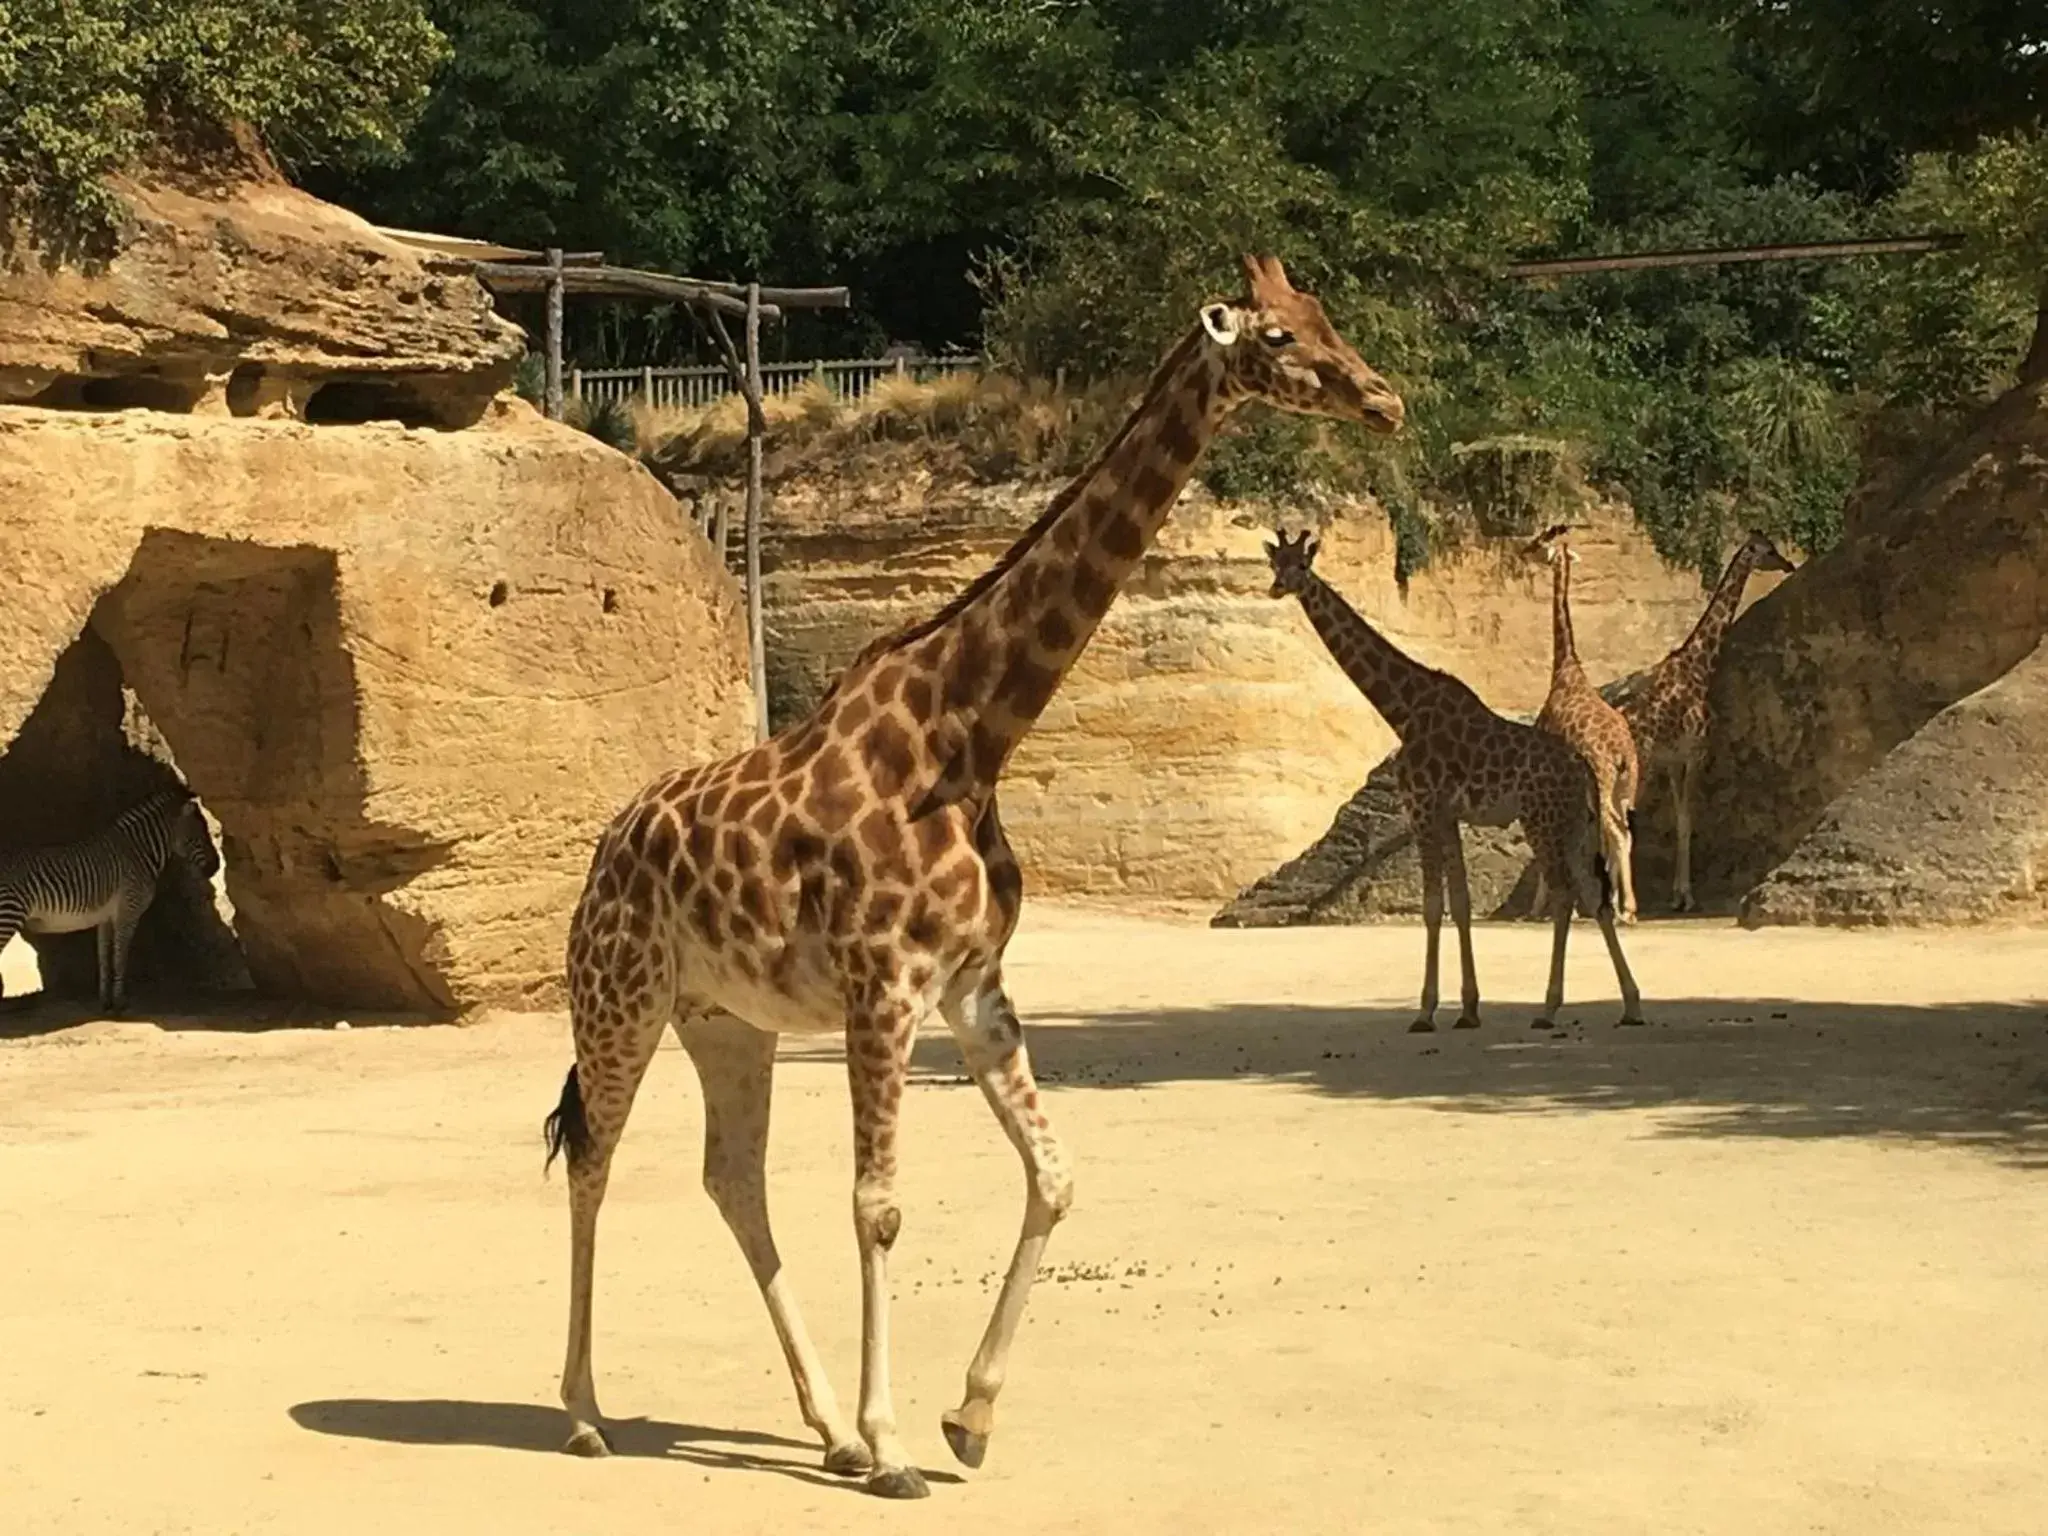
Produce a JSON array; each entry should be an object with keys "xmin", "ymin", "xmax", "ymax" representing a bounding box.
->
[
  {"xmin": 1520, "ymin": 524, "xmax": 1640, "ymax": 924},
  {"xmin": 1617, "ymin": 529, "xmax": 1796, "ymax": 912},
  {"xmin": 544, "ymin": 254, "xmax": 1404, "ymax": 1499},
  {"xmin": 1263, "ymin": 529, "xmax": 1643, "ymax": 1033}
]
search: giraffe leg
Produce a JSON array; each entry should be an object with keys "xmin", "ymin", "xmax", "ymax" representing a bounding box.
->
[
  {"xmin": 554, "ymin": 986, "xmax": 668, "ymax": 1458},
  {"xmin": 1411, "ymin": 819, "xmax": 1446, "ymax": 1033},
  {"xmin": 937, "ymin": 977, "xmax": 1073, "ymax": 1471},
  {"xmin": 845, "ymin": 984, "xmax": 930, "ymax": 1499},
  {"xmin": 1594, "ymin": 891, "xmax": 1647, "ymax": 1027},
  {"xmin": 1671, "ymin": 759, "xmax": 1696, "ymax": 913},
  {"xmin": 1442, "ymin": 823, "xmax": 1483, "ymax": 1029},
  {"xmin": 1533, "ymin": 860, "xmax": 1573, "ymax": 1031},
  {"xmin": 678, "ymin": 1012, "xmax": 869, "ymax": 1476}
]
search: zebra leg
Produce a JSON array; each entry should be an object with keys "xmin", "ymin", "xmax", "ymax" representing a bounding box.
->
[
  {"xmin": 95, "ymin": 922, "xmax": 114, "ymax": 1010},
  {"xmin": 0, "ymin": 896, "xmax": 20, "ymax": 1004},
  {"xmin": 105, "ymin": 904, "xmax": 144, "ymax": 1018}
]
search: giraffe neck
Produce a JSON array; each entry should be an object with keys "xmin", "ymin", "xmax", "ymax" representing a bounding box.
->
[
  {"xmin": 1674, "ymin": 544, "xmax": 1761, "ymax": 670},
  {"xmin": 915, "ymin": 327, "xmax": 1234, "ymax": 790},
  {"xmin": 1548, "ymin": 554, "xmax": 1585, "ymax": 689},
  {"xmin": 1292, "ymin": 571, "xmax": 1439, "ymax": 739}
]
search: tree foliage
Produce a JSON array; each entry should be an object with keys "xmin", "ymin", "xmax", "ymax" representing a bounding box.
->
[
  {"xmin": 9, "ymin": 0, "xmax": 2044, "ymax": 565},
  {"xmin": 0, "ymin": 0, "xmax": 445, "ymax": 250}
]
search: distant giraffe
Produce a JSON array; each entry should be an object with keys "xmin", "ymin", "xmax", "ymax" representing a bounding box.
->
[
  {"xmin": 1264, "ymin": 529, "xmax": 1643, "ymax": 1032},
  {"xmin": 545, "ymin": 256, "xmax": 1404, "ymax": 1498},
  {"xmin": 1522, "ymin": 524, "xmax": 1640, "ymax": 923},
  {"xmin": 1619, "ymin": 530, "xmax": 1796, "ymax": 912}
]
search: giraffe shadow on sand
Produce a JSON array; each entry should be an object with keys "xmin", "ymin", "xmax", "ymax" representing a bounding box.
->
[
  {"xmin": 287, "ymin": 1398, "xmax": 964, "ymax": 1489},
  {"xmin": 906, "ymin": 997, "xmax": 2048, "ymax": 1170}
]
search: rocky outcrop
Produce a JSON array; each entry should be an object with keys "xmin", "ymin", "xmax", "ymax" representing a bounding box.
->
[
  {"xmin": 752, "ymin": 469, "xmax": 1720, "ymax": 902},
  {"xmin": 1687, "ymin": 381, "xmax": 2048, "ymax": 908},
  {"xmin": 1740, "ymin": 637, "xmax": 2048, "ymax": 927},
  {"xmin": 0, "ymin": 402, "xmax": 751, "ymax": 1012},
  {"xmin": 0, "ymin": 167, "xmax": 522, "ymax": 427}
]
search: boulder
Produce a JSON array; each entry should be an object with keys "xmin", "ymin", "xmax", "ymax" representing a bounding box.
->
[
  {"xmin": 0, "ymin": 402, "xmax": 751, "ymax": 1012},
  {"xmin": 1741, "ymin": 637, "xmax": 2048, "ymax": 926}
]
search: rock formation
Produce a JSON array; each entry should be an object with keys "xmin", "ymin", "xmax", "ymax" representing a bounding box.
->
[
  {"xmin": 1741, "ymin": 637, "xmax": 2048, "ymax": 926},
  {"xmin": 1686, "ymin": 379, "xmax": 2048, "ymax": 908},
  {"xmin": 1, "ymin": 173, "xmax": 751, "ymax": 1014},
  {"xmin": 0, "ymin": 159, "xmax": 523, "ymax": 427},
  {"xmin": 753, "ymin": 469, "xmax": 1718, "ymax": 903}
]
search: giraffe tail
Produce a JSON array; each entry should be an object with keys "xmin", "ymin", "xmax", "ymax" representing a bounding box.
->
[
  {"xmin": 542, "ymin": 1064, "xmax": 589, "ymax": 1174},
  {"xmin": 1593, "ymin": 851, "xmax": 1614, "ymax": 913},
  {"xmin": 1626, "ymin": 807, "xmax": 1640, "ymax": 839}
]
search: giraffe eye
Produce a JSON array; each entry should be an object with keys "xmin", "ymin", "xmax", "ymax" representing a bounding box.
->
[{"xmin": 1261, "ymin": 327, "xmax": 1293, "ymax": 347}]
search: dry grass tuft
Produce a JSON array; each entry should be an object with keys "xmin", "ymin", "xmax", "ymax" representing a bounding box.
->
[{"xmin": 641, "ymin": 368, "xmax": 1135, "ymax": 488}]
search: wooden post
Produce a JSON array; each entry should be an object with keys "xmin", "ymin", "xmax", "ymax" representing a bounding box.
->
[
  {"xmin": 641, "ymin": 363, "xmax": 655, "ymax": 405},
  {"xmin": 569, "ymin": 365, "xmax": 583, "ymax": 405},
  {"xmin": 743, "ymin": 281, "xmax": 769, "ymax": 741},
  {"xmin": 543, "ymin": 247, "xmax": 565, "ymax": 421}
]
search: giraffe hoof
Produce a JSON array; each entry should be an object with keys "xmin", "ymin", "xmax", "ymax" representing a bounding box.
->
[
  {"xmin": 1452, "ymin": 1014, "xmax": 1482, "ymax": 1030},
  {"xmin": 562, "ymin": 1424, "xmax": 613, "ymax": 1458},
  {"xmin": 941, "ymin": 1411, "xmax": 989, "ymax": 1469},
  {"xmin": 867, "ymin": 1465, "xmax": 932, "ymax": 1500},
  {"xmin": 1617, "ymin": 1015, "xmax": 1648, "ymax": 1028},
  {"xmin": 1530, "ymin": 1018, "xmax": 1555, "ymax": 1032},
  {"xmin": 823, "ymin": 1440, "xmax": 874, "ymax": 1477},
  {"xmin": 1407, "ymin": 1019, "xmax": 1436, "ymax": 1034}
]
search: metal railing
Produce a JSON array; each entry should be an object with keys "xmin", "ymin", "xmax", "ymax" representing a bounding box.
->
[{"xmin": 570, "ymin": 354, "xmax": 984, "ymax": 411}]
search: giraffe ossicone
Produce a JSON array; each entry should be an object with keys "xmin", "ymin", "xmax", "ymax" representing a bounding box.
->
[{"xmin": 545, "ymin": 253, "xmax": 1402, "ymax": 1499}]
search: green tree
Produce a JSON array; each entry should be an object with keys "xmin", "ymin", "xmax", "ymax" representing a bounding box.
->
[{"xmin": 0, "ymin": 0, "xmax": 445, "ymax": 251}]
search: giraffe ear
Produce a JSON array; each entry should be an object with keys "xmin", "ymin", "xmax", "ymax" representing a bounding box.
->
[
  {"xmin": 1200, "ymin": 303, "xmax": 1242, "ymax": 347},
  {"xmin": 1303, "ymin": 536, "xmax": 1320, "ymax": 564}
]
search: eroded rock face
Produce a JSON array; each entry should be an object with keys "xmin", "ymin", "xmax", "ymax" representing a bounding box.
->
[
  {"xmin": 1689, "ymin": 381, "xmax": 2048, "ymax": 908},
  {"xmin": 0, "ymin": 403, "xmax": 752, "ymax": 1011},
  {"xmin": 0, "ymin": 169, "xmax": 522, "ymax": 428},
  {"xmin": 752, "ymin": 470, "xmax": 1719, "ymax": 902},
  {"xmin": 1740, "ymin": 637, "xmax": 2048, "ymax": 927}
]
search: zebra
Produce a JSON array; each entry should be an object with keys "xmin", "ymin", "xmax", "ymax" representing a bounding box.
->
[{"xmin": 0, "ymin": 787, "xmax": 222, "ymax": 1015}]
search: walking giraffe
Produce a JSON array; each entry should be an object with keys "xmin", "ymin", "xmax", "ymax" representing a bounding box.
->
[
  {"xmin": 1522, "ymin": 524, "xmax": 1641, "ymax": 923},
  {"xmin": 544, "ymin": 255, "xmax": 1404, "ymax": 1498},
  {"xmin": 1263, "ymin": 529, "xmax": 1643, "ymax": 1032},
  {"xmin": 1618, "ymin": 530, "xmax": 1795, "ymax": 912}
]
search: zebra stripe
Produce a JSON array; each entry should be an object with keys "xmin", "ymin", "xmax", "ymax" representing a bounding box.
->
[{"xmin": 0, "ymin": 788, "xmax": 221, "ymax": 1013}]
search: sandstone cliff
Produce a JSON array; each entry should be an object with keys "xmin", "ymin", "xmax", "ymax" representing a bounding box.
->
[{"xmin": 751, "ymin": 470, "xmax": 1721, "ymax": 903}]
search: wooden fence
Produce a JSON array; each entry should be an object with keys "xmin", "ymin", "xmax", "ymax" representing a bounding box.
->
[{"xmin": 571, "ymin": 354, "xmax": 984, "ymax": 411}]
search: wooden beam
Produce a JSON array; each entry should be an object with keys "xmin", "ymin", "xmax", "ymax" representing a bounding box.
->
[
  {"xmin": 471, "ymin": 262, "xmax": 789, "ymax": 320},
  {"xmin": 1504, "ymin": 232, "xmax": 1963, "ymax": 279},
  {"xmin": 543, "ymin": 247, "xmax": 565, "ymax": 422},
  {"xmin": 743, "ymin": 281, "xmax": 768, "ymax": 742}
]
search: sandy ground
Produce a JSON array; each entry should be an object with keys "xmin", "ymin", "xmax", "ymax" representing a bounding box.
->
[{"xmin": 4, "ymin": 907, "xmax": 2047, "ymax": 1535}]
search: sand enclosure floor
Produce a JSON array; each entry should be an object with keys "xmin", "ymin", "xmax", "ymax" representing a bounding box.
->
[{"xmin": 4, "ymin": 908, "xmax": 2047, "ymax": 1534}]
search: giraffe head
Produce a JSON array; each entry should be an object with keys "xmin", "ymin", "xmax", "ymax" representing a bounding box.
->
[
  {"xmin": 1738, "ymin": 528, "xmax": 1796, "ymax": 573},
  {"xmin": 1522, "ymin": 522, "xmax": 1581, "ymax": 569},
  {"xmin": 1263, "ymin": 526, "xmax": 1322, "ymax": 598},
  {"xmin": 1199, "ymin": 255, "xmax": 1404, "ymax": 435}
]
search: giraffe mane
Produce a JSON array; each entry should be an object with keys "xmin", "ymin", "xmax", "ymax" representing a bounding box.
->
[{"xmin": 830, "ymin": 326, "xmax": 1210, "ymax": 681}]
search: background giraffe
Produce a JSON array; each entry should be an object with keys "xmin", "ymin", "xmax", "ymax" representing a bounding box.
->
[
  {"xmin": 1617, "ymin": 529, "xmax": 1796, "ymax": 911},
  {"xmin": 1264, "ymin": 530, "xmax": 1643, "ymax": 1032},
  {"xmin": 544, "ymin": 255, "xmax": 1403, "ymax": 1498},
  {"xmin": 1522, "ymin": 523, "xmax": 1641, "ymax": 923}
]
